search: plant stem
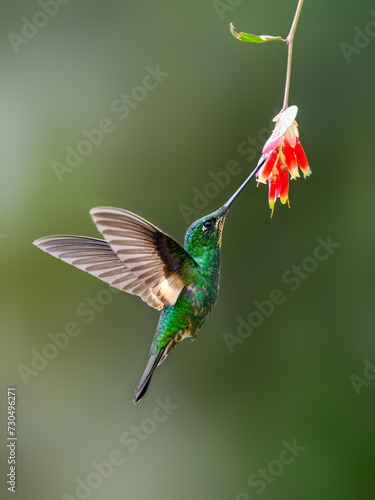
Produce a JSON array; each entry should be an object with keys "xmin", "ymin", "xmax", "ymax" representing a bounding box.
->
[{"xmin": 281, "ymin": 0, "xmax": 305, "ymax": 111}]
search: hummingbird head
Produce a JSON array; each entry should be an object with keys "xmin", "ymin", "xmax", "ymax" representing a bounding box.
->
[
  {"xmin": 184, "ymin": 205, "xmax": 228, "ymax": 261},
  {"xmin": 183, "ymin": 155, "xmax": 269, "ymax": 265}
]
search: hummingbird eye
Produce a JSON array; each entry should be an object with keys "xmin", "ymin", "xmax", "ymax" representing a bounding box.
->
[{"xmin": 203, "ymin": 219, "xmax": 215, "ymax": 231}]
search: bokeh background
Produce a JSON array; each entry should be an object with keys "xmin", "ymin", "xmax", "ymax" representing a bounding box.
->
[{"xmin": 1, "ymin": 1, "xmax": 375, "ymax": 499}]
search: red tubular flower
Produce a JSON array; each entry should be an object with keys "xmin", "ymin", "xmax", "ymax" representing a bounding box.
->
[
  {"xmin": 257, "ymin": 149, "xmax": 278, "ymax": 183},
  {"xmin": 256, "ymin": 105, "xmax": 311, "ymax": 216},
  {"xmin": 283, "ymin": 142, "xmax": 299, "ymax": 179},
  {"xmin": 294, "ymin": 139, "xmax": 311, "ymax": 177},
  {"xmin": 279, "ymin": 167, "xmax": 289, "ymax": 205},
  {"xmin": 268, "ymin": 173, "xmax": 277, "ymax": 214}
]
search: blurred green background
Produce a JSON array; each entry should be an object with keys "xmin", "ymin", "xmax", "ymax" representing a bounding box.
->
[{"xmin": 1, "ymin": 0, "xmax": 375, "ymax": 499}]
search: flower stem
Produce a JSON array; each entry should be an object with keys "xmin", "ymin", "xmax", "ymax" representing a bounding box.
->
[{"xmin": 281, "ymin": 0, "xmax": 305, "ymax": 111}]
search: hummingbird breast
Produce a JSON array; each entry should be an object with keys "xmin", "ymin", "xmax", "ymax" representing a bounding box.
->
[{"xmin": 154, "ymin": 270, "xmax": 220, "ymax": 352}]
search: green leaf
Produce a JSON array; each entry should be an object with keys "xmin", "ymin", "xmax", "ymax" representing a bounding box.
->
[{"xmin": 230, "ymin": 23, "xmax": 285, "ymax": 44}]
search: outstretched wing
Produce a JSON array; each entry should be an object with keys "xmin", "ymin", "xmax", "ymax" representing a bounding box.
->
[
  {"xmin": 90, "ymin": 207, "xmax": 200, "ymax": 306},
  {"xmin": 33, "ymin": 235, "xmax": 165, "ymax": 310}
]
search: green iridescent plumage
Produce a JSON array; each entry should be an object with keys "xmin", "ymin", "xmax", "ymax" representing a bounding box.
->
[
  {"xmin": 33, "ymin": 159, "xmax": 266, "ymax": 403},
  {"xmin": 136, "ymin": 205, "xmax": 227, "ymax": 401}
]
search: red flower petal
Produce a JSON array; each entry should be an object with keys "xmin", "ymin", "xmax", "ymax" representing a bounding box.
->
[
  {"xmin": 283, "ymin": 142, "xmax": 299, "ymax": 179},
  {"xmin": 257, "ymin": 150, "xmax": 278, "ymax": 184},
  {"xmin": 268, "ymin": 177, "xmax": 277, "ymax": 214},
  {"xmin": 274, "ymin": 163, "xmax": 282, "ymax": 198},
  {"xmin": 279, "ymin": 169, "xmax": 289, "ymax": 205},
  {"xmin": 295, "ymin": 139, "xmax": 311, "ymax": 178}
]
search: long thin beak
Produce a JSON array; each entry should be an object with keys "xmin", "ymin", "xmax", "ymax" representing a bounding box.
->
[{"xmin": 223, "ymin": 155, "xmax": 268, "ymax": 210}]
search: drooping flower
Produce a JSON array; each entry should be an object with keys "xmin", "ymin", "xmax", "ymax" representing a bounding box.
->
[{"xmin": 257, "ymin": 105, "xmax": 311, "ymax": 217}]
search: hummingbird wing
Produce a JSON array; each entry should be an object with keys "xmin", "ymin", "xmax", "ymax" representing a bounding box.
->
[
  {"xmin": 90, "ymin": 207, "xmax": 200, "ymax": 307},
  {"xmin": 33, "ymin": 235, "xmax": 165, "ymax": 310}
]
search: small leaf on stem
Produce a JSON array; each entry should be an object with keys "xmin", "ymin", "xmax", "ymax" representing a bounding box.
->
[{"xmin": 230, "ymin": 23, "xmax": 285, "ymax": 44}]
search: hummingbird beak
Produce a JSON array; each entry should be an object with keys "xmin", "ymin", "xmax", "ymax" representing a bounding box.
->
[
  {"xmin": 223, "ymin": 155, "xmax": 268, "ymax": 211},
  {"xmin": 214, "ymin": 204, "xmax": 229, "ymax": 222}
]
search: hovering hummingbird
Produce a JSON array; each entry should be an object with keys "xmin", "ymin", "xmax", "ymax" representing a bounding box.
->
[{"xmin": 33, "ymin": 160, "xmax": 265, "ymax": 402}]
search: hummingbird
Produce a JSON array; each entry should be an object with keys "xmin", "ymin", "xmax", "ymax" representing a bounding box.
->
[{"xmin": 33, "ymin": 160, "xmax": 266, "ymax": 403}]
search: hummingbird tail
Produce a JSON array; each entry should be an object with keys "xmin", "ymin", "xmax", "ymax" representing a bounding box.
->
[{"xmin": 133, "ymin": 346, "xmax": 166, "ymax": 404}]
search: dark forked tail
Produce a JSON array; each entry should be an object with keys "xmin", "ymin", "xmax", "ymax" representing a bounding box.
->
[{"xmin": 133, "ymin": 346, "xmax": 166, "ymax": 403}]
